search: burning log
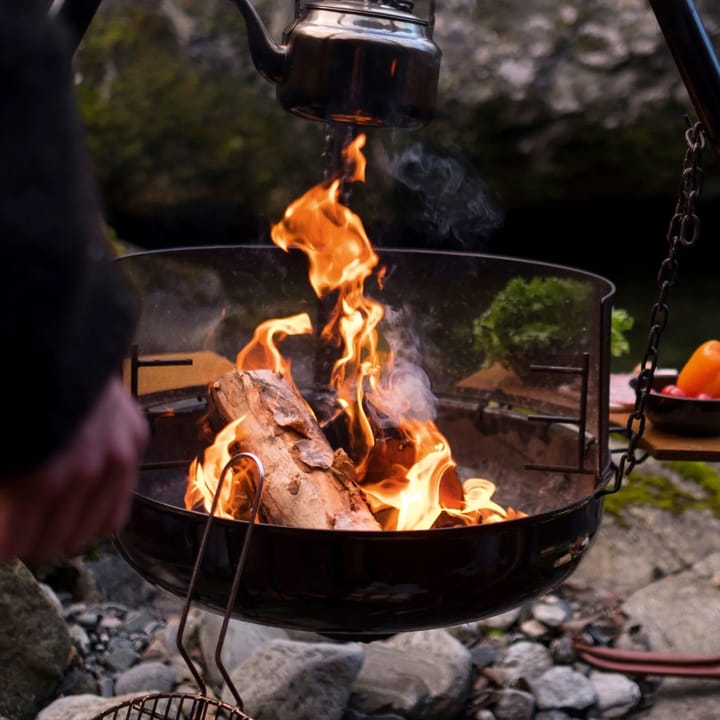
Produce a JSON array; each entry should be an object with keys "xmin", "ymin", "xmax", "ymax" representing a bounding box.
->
[{"xmin": 202, "ymin": 368, "xmax": 381, "ymax": 530}]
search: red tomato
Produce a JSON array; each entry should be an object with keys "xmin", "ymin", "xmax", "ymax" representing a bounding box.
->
[
  {"xmin": 696, "ymin": 392, "xmax": 715, "ymax": 401},
  {"xmin": 660, "ymin": 384, "xmax": 688, "ymax": 397},
  {"xmin": 677, "ymin": 339, "xmax": 720, "ymax": 396}
]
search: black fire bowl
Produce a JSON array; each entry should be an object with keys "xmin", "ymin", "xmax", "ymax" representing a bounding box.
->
[
  {"xmin": 115, "ymin": 470, "xmax": 603, "ymax": 639},
  {"xmin": 114, "ymin": 245, "xmax": 614, "ymax": 638},
  {"xmin": 116, "ymin": 393, "xmax": 608, "ymax": 639}
]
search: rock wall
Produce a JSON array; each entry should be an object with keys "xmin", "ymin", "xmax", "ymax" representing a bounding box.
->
[
  {"xmin": 74, "ymin": 0, "xmax": 720, "ymax": 262},
  {"xmin": 437, "ymin": 0, "xmax": 715, "ymax": 123},
  {"xmin": 243, "ymin": 0, "xmax": 720, "ymax": 202}
]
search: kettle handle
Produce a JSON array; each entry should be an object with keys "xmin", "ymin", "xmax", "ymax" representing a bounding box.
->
[{"xmin": 648, "ymin": 0, "xmax": 720, "ymax": 158}]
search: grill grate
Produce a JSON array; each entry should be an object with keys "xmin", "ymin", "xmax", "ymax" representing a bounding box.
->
[{"xmin": 92, "ymin": 692, "xmax": 252, "ymax": 719}]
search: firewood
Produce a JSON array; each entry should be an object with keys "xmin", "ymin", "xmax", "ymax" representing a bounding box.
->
[{"xmin": 207, "ymin": 368, "xmax": 381, "ymax": 530}]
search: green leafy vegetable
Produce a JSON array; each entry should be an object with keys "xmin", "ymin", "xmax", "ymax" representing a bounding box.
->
[
  {"xmin": 472, "ymin": 276, "xmax": 593, "ymax": 373},
  {"xmin": 472, "ymin": 276, "xmax": 634, "ymax": 377},
  {"xmin": 610, "ymin": 307, "xmax": 634, "ymax": 358}
]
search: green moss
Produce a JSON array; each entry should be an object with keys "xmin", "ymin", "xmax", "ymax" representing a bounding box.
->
[
  {"xmin": 666, "ymin": 461, "xmax": 720, "ymax": 513},
  {"xmin": 484, "ymin": 628, "xmax": 507, "ymax": 640},
  {"xmin": 604, "ymin": 461, "xmax": 720, "ymax": 522}
]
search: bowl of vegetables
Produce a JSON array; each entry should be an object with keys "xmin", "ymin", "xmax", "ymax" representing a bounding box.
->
[{"xmin": 632, "ymin": 340, "xmax": 720, "ymax": 437}]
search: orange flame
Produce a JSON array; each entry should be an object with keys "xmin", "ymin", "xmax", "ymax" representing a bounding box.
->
[
  {"xmin": 235, "ymin": 313, "xmax": 312, "ymax": 375},
  {"xmin": 184, "ymin": 417, "xmax": 256, "ymax": 519},
  {"xmin": 187, "ymin": 134, "xmax": 525, "ymax": 529}
]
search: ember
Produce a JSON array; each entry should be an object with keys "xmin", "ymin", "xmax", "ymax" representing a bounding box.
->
[{"xmin": 185, "ymin": 135, "xmax": 525, "ymax": 530}]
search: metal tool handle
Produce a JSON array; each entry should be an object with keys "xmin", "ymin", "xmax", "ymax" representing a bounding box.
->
[
  {"xmin": 50, "ymin": 0, "xmax": 104, "ymax": 54},
  {"xmin": 176, "ymin": 452, "xmax": 266, "ymax": 707},
  {"xmin": 648, "ymin": 0, "xmax": 720, "ymax": 158}
]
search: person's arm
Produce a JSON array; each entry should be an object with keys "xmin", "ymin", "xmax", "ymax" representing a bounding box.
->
[
  {"xmin": 0, "ymin": 1, "xmax": 149, "ymax": 562},
  {"xmin": 0, "ymin": 1, "xmax": 139, "ymax": 474}
]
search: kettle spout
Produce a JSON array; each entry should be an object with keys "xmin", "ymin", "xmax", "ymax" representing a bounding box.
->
[{"xmin": 228, "ymin": 0, "xmax": 287, "ymax": 84}]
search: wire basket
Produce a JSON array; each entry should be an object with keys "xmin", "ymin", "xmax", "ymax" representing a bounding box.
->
[{"xmin": 92, "ymin": 692, "xmax": 252, "ymax": 719}]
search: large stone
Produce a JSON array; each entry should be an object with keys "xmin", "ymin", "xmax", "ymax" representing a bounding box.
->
[
  {"xmin": 36, "ymin": 692, "xmax": 221, "ymax": 720},
  {"xmin": 574, "ymin": 506, "xmax": 720, "ymax": 596},
  {"xmin": 622, "ymin": 551, "xmax": 720, "ymax": 656},
  {"xmin": 197, "ymin": 612, "xmax": 290, "ymax": 689},
  {"xmin": 428, "ymin": 0, "xmax": 720, "ymax": 205},
  {"xmin": 350, "ymin": 629, "xmax": 473, "ymax": 719},
  {"xmin": 0, "ymin": 561, "xmax": 72, "ymax": 720},
  {"xmin": 221, "ymin": 638, "xmax": 364, "ymax": 720},
  {"xmin": 572, "ymin": 454, "xmax": 720, "ymax": 596}
]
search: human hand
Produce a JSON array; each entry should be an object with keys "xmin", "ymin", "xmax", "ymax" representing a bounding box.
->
[{"xmin": 0, "ymin": 376, "xmax": 149, "ymax": 564}]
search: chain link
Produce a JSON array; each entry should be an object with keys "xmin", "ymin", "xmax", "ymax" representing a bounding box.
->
[{"xmin": 607, "ymin": 120, "xmax": 706, "ymax": 491}]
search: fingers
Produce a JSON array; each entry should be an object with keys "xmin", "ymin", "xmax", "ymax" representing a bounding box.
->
[
  {"xmin": 46, "ymin": 382, "xmax": 148, "ymax": 558},
  {"xmin": 59, "ymin": 459, "xmax": 135, "ymax": 558},
  {"xmin": 0, "ymin": 377, "xmax": 149, "ymax": 564},
  {"xmin": 63, "ymin": 419, "xmax": 144, "ymax": 555}
]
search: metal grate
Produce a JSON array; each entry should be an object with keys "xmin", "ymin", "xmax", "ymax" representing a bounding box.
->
[{"xmin": 92, "ymin": 692, "xmax": 252, "ymax": 719}]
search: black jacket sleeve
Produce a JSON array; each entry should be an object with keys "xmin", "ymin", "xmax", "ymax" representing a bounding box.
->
[{"xmin": 0, "ymin": 2, "xmax": 139, "ymax": 476}]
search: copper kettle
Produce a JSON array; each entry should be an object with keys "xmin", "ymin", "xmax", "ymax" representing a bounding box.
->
[{"xmin": 228, "ymin": 0, "xmax": 441, "ymax": 128}]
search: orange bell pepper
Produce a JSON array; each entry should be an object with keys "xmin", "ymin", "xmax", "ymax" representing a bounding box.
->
[{"xmin": 676, "ymin": 339, "xmax": 720, "ymax": 397}]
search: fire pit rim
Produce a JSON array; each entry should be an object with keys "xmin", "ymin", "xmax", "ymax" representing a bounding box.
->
[
  {"xmin": 129, "ymin": 474, "xmax": 607, "ymax": 537},
  {"xmin": 118, "ymin": 242, "xmax": 617, "ymax": 300}
]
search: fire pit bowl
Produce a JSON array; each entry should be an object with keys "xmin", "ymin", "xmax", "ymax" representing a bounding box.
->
[
  {"xmin": 114, "ymin": 245, "xmax": 616, "ymax": 637},
  {"xmin": 117, "ymin": 406, "xmax": 604, "ymax": 637}
]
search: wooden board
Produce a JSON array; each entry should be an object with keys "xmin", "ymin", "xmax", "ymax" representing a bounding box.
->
[
  {"xmin": 462, "ymin": 368, "xmax": 720, "ymax": 461},
  {"xmin": 123, "ymin": 350, "xmax": 235, "ymax": 396},
  {"xmin": 456, "ymin": 363, "xmax": 583, "ymax": 415},
  {"xmin": 609, "ymin": 411, "xmax": 720, "ymax": 461}
]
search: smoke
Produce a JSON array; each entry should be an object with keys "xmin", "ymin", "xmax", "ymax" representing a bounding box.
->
[
  {"xmin": 388, "ymin": 143, "xmax": 503, "ymax": 250},
  {"xmin": 369, "ymin": 303, "xmax": 438, "ymax": 425}
]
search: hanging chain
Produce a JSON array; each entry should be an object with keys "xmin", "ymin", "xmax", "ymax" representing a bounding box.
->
[{"xmin": 607, "ymin": 119, "xmax": 706, "ymax": 493}]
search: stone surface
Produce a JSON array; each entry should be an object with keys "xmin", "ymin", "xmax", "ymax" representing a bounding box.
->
[
  {"xmin": 0, "ymin": 561, "xmax": 72, "ymax": 720},
  {"xmin": 570, "ymin": 458, "xmax": 720, "ymax": 719},
  {"xmin": 528, "ymin": 666, "xmax": 597, "ymax": 712},
  {"xmin": 350, "ymin": 629, "xmax": 472, "ymax": 720},
  {"xmin": 113, "ymin": 659, "xmax": 176, "ymax": 695},
  {"xmin": 622, "ymin": 552, "xmax": 720, "ymax": 657},
  {"xmin": 221, "ymin": 639, "xmax": 364, "ymax": 720},
  {"xmin": 590, "ymin": 671, "xmax": 642, "ymax": 718},
  {"xmin": 197, "ymin": 612, "xmax": 290, "ymax": 689}
]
